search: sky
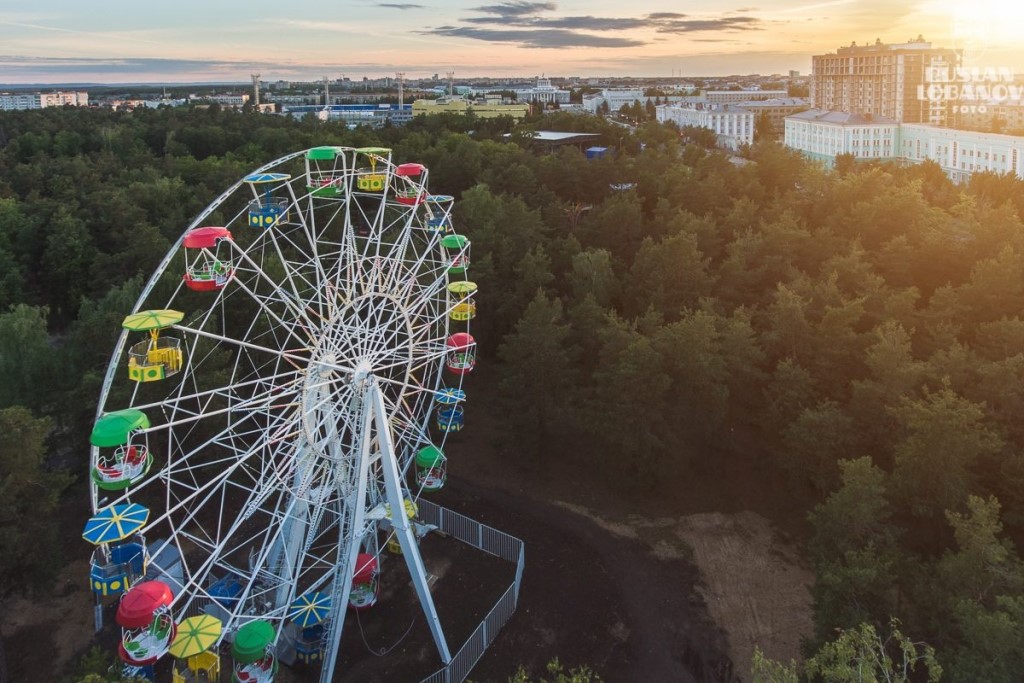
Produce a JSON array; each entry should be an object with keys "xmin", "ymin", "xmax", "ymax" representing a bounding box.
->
[{"xmin": 1, "ymin": 0, "xmax": 1022, "ymax": 84}]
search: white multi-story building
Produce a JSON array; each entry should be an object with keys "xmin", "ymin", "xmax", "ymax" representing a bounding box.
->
[
  {"xmin": 784, "ymin": 109, "xmax": 899, "ymax": 162},
  {"xmin": 899, "ymin": 125, "xmax": 1024, "ymax": 182},
  {"xmin": 202, "ymin": 94, "xmax": 250, "ymax": 107},
  {"xmin": 517, "ymin": 77, "xmax": 570, "ymax": 104},
  {"xmin": 784, "ymin": 110, "xmax": 1024, "ymax": 182},
  {"xmin": 584, "ymin": 88, "xmax": 647, "ymax": 113},
  {"xmin": 474, "ymin": 78, "xmax": 569, "ymax": 105},
  {"xmin": 704, "ymin": 89, "xmax": 789, "ymax": 104},
  {"xmin": 0, "ymin": 90, "xmax": 88, "ymax": 110},
  {"xmin": 656, "ymin": 103, "xmax": 755, "ymax": 146}
]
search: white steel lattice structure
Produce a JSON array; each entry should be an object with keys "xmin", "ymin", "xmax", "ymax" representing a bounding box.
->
[{"xmin": 88, "ymin": 147, "xmax": 477, "ymax": 682}]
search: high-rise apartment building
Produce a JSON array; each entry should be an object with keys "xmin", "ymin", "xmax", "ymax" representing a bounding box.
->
[{"xmin": 811, "ymin": 36, "xmax": 960, "ymax": 124}]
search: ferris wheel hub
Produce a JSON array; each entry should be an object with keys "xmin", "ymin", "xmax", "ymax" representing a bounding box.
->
[{"xmin": 351, "ymin": 360, "xmax": 373, "ymax": 387}]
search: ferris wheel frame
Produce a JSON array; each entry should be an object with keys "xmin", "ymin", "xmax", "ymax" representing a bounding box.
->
[{"xmin": 87, "ymin": 146, "xmax": 477, "ymax": 681}]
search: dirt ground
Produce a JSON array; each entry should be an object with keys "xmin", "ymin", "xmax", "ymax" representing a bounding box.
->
[{"xmin": 2, "ymin": 375, "xmax": 814, "ymax": 683}]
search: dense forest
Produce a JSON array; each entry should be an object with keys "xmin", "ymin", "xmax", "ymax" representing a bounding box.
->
[{"xmin": 1, "ymin": 104, "xmax": 1024, "ymax": 682}]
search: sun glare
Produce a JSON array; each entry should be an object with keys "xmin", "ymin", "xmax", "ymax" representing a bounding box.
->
[{"xmin": 929, "ymin": 0, "xmax": 1024, "ymax": 55}]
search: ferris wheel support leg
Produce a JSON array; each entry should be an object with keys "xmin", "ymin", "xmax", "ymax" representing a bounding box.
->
[{"xmin": 370, "ymin": 380, "xmax": 452, "ymax": 664}]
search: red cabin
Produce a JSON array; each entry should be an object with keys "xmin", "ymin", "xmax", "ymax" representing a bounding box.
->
[
  {"xmin": 349, "ymin": 553, "xmax": 379, "ymax": 610},
  {"xmin": 183, "ymin": 227, "xmax": 233, "ymax": 292},
  {"xmin": 446, "ymin": 333, "xmax": 476, "ymax": 375},
  {"xmin": 395, "ymin": 162, "xmax": 425, "ymax": 177},
  {"xmin": 117, "ymin": 580, "xmax": 176, "ymax": 665}
]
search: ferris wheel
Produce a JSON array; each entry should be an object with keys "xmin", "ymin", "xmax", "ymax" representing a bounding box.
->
[{"xmin": 82, "ymin": 147, "xmax": 479, "ymax": 682}]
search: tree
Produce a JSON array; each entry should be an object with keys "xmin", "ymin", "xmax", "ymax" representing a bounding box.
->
[
  {"xmin": 891, "ymin": 386, "xmax": 1003, "ymax": 519},
  {"xmin": 754, "ymin": 620, "xmax": 941, "ymax": 683},
  {"xmin": 497, "ymin": 291, "xmax": 579, "ymax": 449},
  {"xmin": 808, "ymin": 458, "xmax": 900, "ymax": 640},
  {"xmin": 751, "ymin": 648, "xmax": 798, "ymax": 683},
  {"xmin": 627, "ymin": 232, "xmax": 715, "ymax": 318},
  {"xmin": 931, "ymin": 496, "xmax": 1024, "ymax": 683},
  {"xmin": 754, "ymin": 111, "xmax": 775, "ymax": 142},
  {"xmin": 804, "ymin": 620, "xmax": 942, "ymax": 683},
  {"xmin": 0, "ymin": 304, "xmax": 57, "ymax": 412},
  {"xmin": 782, "ymin": 400, "xmax": 857, "ymax": 492},
  {"xmin": 510, "ymin": 658, "xmax": 602, "ymax": 683},
  {"xmin": 567, "ymin": 248, "xmax": 618, "ymax": 308},
  {"xmin": 0, "ymin": 407, "xmax": 69, "ymax": 596}
]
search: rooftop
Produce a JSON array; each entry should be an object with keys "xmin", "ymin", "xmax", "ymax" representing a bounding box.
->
[{"xmin": 786, "ymin": 109, "xmax": 898, "ymax": 125}]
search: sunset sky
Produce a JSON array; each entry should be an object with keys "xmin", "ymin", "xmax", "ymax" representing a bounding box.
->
[{"xmin": 1, "ymin": 0, "xmax": 1022, "ymax": 84}]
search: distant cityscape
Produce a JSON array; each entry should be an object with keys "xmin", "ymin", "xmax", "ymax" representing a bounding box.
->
[{"xmin": 2, "ymin": 36, "xmax": 1022, "ymax": 183}]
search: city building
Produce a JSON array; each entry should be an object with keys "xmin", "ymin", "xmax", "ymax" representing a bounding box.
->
[
  {"xmin": 514, "ymin": 78, "xmax": 570, "ymax": 105},
  {"xmin": 955, "ymin": 100, "xmax": 1024, "ymax": 135},
  {"xmin": 282, "ymin": 103, "xmax": 413, "ymax": 126},
  {"xmin": 810, "ymin": 36, "xmax": 960, "ymax": 124},
  {"xmin": 784, "ymin": 110, "xmax": 1024, "ymax": 182},
  {"xmin": 0, "ymin": 90, "xmax": 89, "ymax": 110},
  {"xmin": 704, "ymin": 89, "xmax": 789, "ymax": 104},
  {"xmin": 582, "ymin": 88, "xmax": 646, "ymax": 113},
  {"xmin": 201, "ymin": 94, "xmax": 250, "ymax": 107},
  {"xmin": 732, "ymin": 98, "xmax": 811, "ymax": 138},
  {"xmin": 412, "ymin": 98, "xmax": 529, "ymax": 120},
  {"xmin": 656, "ymin": 103, "xmax": 755, "ymax": 147},
  {"xmin": 473, "ymin": 77, "xmax": 569, "ymax": 105},
  {"xmin": 899, "ymin": 124, "xmax": 1024, "ymax": 182},
  {"xmin": 784, "ymin": 109, "xmax": 899, "ymax": 163}
]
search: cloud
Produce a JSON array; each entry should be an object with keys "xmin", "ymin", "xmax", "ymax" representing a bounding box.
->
[
  {"xmin": 656, "ymin": 16, "xmax": 763, "ymax": 33},
  {"xmin": 378, "ymin": 3, "xmax": 424, "ymax": 8},
  {"xmin": 420, "ymin": 26, "xmax": 644, "ymax": 48},
  {"xmin": 470, "ymin": 2, "xmax": 556, "ymax": 17},
  {"xmin": 420, "ymin": 4, "xmax": 766, "ymax": 51},
  {"xmin": 462, "ymin": 14, "xmax": 648, "ymax": 31}
]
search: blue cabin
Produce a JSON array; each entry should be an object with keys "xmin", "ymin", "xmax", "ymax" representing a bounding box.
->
[
  {"xmin": 294, "ymin": 625, "xmax": 325, "ymax": 664},
  {"xmin": 90, "ymin": 538, "xmax": 147, "ymax": 597},
  {"xmin": 436, "ymin": 405, "xmax": 465, "ymax": 432},
  {"xmin": 209, "ymin": 573, "xmax": 243, "ymax": 608}
]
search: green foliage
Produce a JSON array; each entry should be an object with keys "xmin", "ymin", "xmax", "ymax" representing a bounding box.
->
[
  {"xmin": 755, "ymin": 620, "xmax": 941, "ymax": 683},
  {"xmin": 891, "ymin": 386, "xmax": 1003, "ymax": 518},
  {"xmin": 808, "ymin": 458, "xmax": 900, "ymax": 640},
  {"xmin": 74, "ymin": 645, "xmax": 147, "ymax": 683},
  {"xmin": 0, "ymin": 304, "xmax": 57, "ymax": 412},
  {"xmin": 0, "ymin": 406, "xmax": 69, "ymax": 596},
  {"xmin": 751, "ymin": 647, "xmax": 798, "ymax": 683},
  {"xmin": 804, "ymin": 620, "xmax": 942, "ymax": 683},
  {"xmin": 509, "ymin": 658, "xmax": 602, "ymax": 683},
  {"xmin": 498, "ymin": 291, "xmax": 579, "ymax": 449}
]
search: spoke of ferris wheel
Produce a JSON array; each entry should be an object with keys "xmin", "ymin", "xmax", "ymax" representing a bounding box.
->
[
  {"xmin": 159, "ymin": 430, "xmax": 302, "ymax": 559},
  {"xmin": 120, "ymin": 413, "xmax": 296, "ymax": 540},
  {"xmin": 228, "ymin": 274, "xmax": 317, "ymax": 350},
  {"xmin": 368, "ymin": 294, "xmax": 448, "ymax": 360},
  {"xmin": 265, "ymin": 226, "xmax": 334, "ymax": 322},
  {"xmin": 364, "ymin": 297, "xmax": 453, "ymax": 371},
  {"xmin": 140, "ymin": 396, "xmax": 299, "ymax": 466},
  {"xmin": 171, "ymin": 323, "xmax": 356, "ymax": 376},
  {"xmin": 229, "ymin": 244, "xmax": 321, "ymax": 332},
  {"xmin": 126, "ymin": 369, "xmax": 302, "ymax": 416},
  {"xmin": 370, "ymin": 338, "xmax": 450, "ymax": 377},
  {"xmin": 247, "ymin": 220, "xmax": 328, "ymax": 318},
  {"xmin": 178, "ymin": 482, "xmax": 306, "ymax": 620},
  {"xmin": 388, "ymin": 260, "xmax": 451, "ymax": 320}
]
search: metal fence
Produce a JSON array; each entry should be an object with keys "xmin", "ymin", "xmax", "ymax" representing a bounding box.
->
[{"xmin": 418, "ymin": 500, "xmax": 525, "ymax": 683}]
